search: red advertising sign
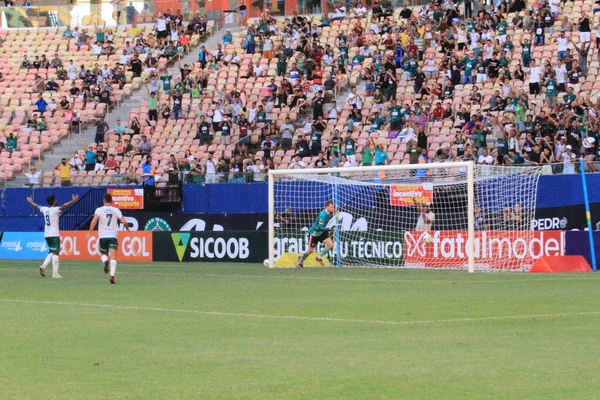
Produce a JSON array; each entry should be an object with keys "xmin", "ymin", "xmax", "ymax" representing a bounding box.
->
[
  {"xmin": 390, "ymin": 184, "xmax": 433, "ymax": 206},
  {"xmin": 107, "ymin": 188, "xmax": 144, "ymax": 210},
  {"xmin": 59, "ymin": 231, "xmax": 153, "ymax": 262},
  {"xmin": 404, "ymin": 230, "xmax": 563, "ymax": 270}
]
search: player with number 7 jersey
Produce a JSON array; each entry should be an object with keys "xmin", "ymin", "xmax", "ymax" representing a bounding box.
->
[{"xmin": 87, "ymin": 193, "xmax": 130, "ymax": 284}]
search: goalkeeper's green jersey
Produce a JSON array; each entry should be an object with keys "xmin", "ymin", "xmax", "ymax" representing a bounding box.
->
[{"xmin": 308, "ymin": 209, "xmax": 334, "ymax": 236}]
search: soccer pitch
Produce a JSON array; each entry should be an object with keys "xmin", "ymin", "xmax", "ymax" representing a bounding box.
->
[{"xmin": 1, "ymin": 262, "xmax": 599, "ymax": 399}]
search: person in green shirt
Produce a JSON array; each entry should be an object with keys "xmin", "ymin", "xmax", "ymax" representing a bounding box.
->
[
  {"xmin": 545, "ymin": 75, "xmax": 558, "ymax": 109},
  {"xmin": 502, "ymin": 37, "xmax": 514, "ymax": 55},
  {"xmin": 330, "ymin": 130, "xmax": 342, "ymax": 159},
  {"xmin": 369, "ymin": 112, "xmax": 384, "ymax": 132},
  {"xmin": 191, "ymin": 83, "xmax": 201, "ymax": 99},
  {"xmin": 474, "ymin": 128, "xmax": 487, "ymax": 151},
  {"xmin": 462, "ymin": 54, "xmax": 477, "ymax": 85},
  {"xmin": 496, "ymin": 132, "xmax": 509, "ymax": 164},
  {"xmin": 148, "ymin": 92, "xmax": 158, "ymax": 121},
  {"xmin": 496, "ymin": 18, "xmax": 508, "ymax": 41},
  {"xmin": 6, "ymin": 132, "xmax": 17, "ymax": 155},
  {"xmin": 276, "ymin": 49, "xmax": 287, "ymax": 77},
  {"xmin": 388, "ymin": 99, "xmax": 403, "ymax": 131},
  {"xmin": 310, "ymin": 128, "xmax": 322, "ymax": 156},
  {"xmin": 362, "ymin": 140, "xmax": 375, "ymax": 166},
  {"xmin": 344, "ymin": 134, "xmax": 356, "ymax": 164},
  {"xmin": 520, "ymin": 38, "xmax": 531, "ymax": 67},
  {"xmin": 160, "ymin": 73, "xmax": 172, "ymax": 94}
]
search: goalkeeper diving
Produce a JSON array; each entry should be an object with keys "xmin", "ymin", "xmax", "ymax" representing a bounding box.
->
[{"xmin": 297, "ymin": 200, "xmax": 336, "ymax": 268}]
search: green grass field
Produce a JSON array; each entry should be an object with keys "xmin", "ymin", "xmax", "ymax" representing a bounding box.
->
[{"xmin": 1, "ymin": 261, "xmax": 600, "ymax": 399}]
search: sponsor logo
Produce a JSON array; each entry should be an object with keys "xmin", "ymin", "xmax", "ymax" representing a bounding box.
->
[
  {"xmin": 60, "ymin": 231, "xmax": 153, "ymax": 262},
  {"xmin": 274, "ymin": 235, "xmax": 403, "ymax": 260},
  {"xmin": 404, "ymin": 230, "xmax": 563, "ymax": 269},
  {"xmin": 1, "ymin": 240, "xmax": 22, "ymax": 252},
  {"xmin": 188, "ymin": 237, "xmax": 250, "ymax": 260},
  {"xmin": 145, "ymin": 217, "xmax": 172, "ymax": 232},
  {"xmin": 390, "ymin": 184, "xmax": 433, "ymax": 206},
  {"xmin": 26, "ymin": 240, "xmax": 48, "ymax": 253},
  {"xmin": 171, "ymin": 233, "xmax": 191, "ymax": 262},
  {"xmin": 531, "ymin": 217, "xmax": 568, "ymax": 230},
  {"xmin": 108, "ymin": 188, "xmax": 144, "ymax": 209}
]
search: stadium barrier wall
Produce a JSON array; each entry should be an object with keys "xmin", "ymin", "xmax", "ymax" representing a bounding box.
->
[
  {"xmin": 153, "ymin": 231, "xmax": 267, "ymax": 263},
  {"xmin": 564, "ymin": 231, "xmax": 600, "ymax": 269},
  {"xmin": 117, "ymin": 211, "xmax": 267, "ymax": 232},
  {"xmin": 0, "ymin": 231, "xmax": 152, "ymax": 261},
  {"xmin": 3, "ymin": 174, "xmax": 600, "ymax": 232}
]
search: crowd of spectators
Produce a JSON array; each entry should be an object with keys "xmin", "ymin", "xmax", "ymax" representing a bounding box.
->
[{"xmin": 21, "ymin": 0, "xmax": 600, "ymax": 186}]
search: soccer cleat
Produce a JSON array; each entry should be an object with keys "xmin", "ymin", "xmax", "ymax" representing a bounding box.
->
[
  {"xmin": 52, "ymin": 274, "xmax": 63, "ymax": 279},
  {"xmin": 104, "ymin": 260, "xmax": 109, "ymax": 274},
  {"xmin": 39, "ymin": 267, "xmax": 46, "ymax": 277},
  {"xmin": 296, "ymin": 256, "xmax": 304, "ymax": 269},
  {"xmin": 109, "ymin": 275, "xmax": 116, "ymax": 284}
]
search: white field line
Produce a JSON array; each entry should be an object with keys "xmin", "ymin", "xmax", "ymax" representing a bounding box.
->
[
  {"xmin": 0, "ymin": 299, "xmax": 599, "ymax": 326},
  {"xmin": 0, "ymin": 267, "xmax": 598, "ymax": 284}
]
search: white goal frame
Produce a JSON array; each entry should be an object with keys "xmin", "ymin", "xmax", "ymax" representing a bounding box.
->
[{"xmin": 268, "ymin": 161, "xmax": 476, "ymax": 272}]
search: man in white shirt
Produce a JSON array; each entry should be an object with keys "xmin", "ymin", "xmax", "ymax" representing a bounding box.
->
[
  {"xmin": 562, "ymin": 145, "xmax": 576, "ymax": 174},
  {"xmin": 87, "ymin": 193, "xmax": 130, "ymax": 284},
  {"xmin": 252, "ymin": 61, "xmax": 266, "ymax": 77},
  {"xmin": 477, "ymin": 148, "xmax": 495, "ymax": 165},
  {"xmin": 25, "ymin": 166, "xmax": 41, "ymax": 186},
  {"xmin": 555, "ymin": 31, "xmax": 569, "ymax": 60},
  {"xmin": 528, "ymin": 60, "xmax": 541, "ymax": 95},
  {"xmin": 205, "ymin": 156, "xmax": 217, "ymax": 184},
  {"xmin": 119, "ymin": 50, "xmax": 131, "ymax": 66},
  {"xmin": 415, "ymin": 202, "xmax": 435, "ymax": 237},
  {"xmin": 554, "ymin": 60, "xmax": 568, "ymax": 92},
  {"xmin": 26, "ymin": 194, "xmax": 79, "ymax": 278},
  {"xmin": 289, "ymin": 154, "xmax": 307, "ymax": 169},
  {"xmin": 346, "ymin": 86, "xmax": 363, "ymax": 109}
]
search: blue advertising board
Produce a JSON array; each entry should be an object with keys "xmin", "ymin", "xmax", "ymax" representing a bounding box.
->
[
  {"xmin": 564, "ymin": 231, "xmax": 600, "ymax": 268},
  {"xmin": 0, "ymin": 232, "xmax": 48, "ymax": 260}
]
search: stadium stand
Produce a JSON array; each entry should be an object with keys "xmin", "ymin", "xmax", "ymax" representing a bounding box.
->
[{"xmin": 8, "ymin": 0, "xmax": 600, "ymax": 187}]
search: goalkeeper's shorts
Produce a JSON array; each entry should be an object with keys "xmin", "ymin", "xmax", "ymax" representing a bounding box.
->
[{"xmin": 308, "ymin": 231, "xmax": 329, "ymax": 247}]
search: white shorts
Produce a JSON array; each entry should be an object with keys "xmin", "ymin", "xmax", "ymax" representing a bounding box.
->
[
  {"xmin": 497, "ymin": 35, "xmax": 506, "ymax": 44},
  {"xmin": 476, "ymin": 73, "xmax": 487, "ymax": 83},
  {"xmin": 580, "ymin": 31, "xmax": 591, "ymax": 43}
]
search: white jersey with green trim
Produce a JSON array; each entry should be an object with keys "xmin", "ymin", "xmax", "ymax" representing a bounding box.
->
[
  {"xmin": 39, "ymin": 206, "xmax": 61, "ymax": 238},
  {"xmin": 95, "ymin": 205, "xmax": 123, "ymax": 239}
]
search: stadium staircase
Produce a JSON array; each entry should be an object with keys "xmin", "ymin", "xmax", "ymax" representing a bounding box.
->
[{"xmin": 59, "ymin": 187, "xmax": 107, "ymax": 230}]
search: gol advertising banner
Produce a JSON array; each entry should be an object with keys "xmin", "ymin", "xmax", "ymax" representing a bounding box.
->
[
  {"xmin": 60, "ymin": 231, "xmax": 153, "ymax": 262},
  {"xmin": 154, "ymin": 231, "xmax": 267, "ymax": 262},
  {"xmin": 107, "ymin": 188, "xmax": 144, "ymax": 210},
  {"xmin": 403, "ymin": 230, "xmax": 563, "ymax": 270},
  {"xmin": 390, "ymin": 184, "xmax": 433, "ymax": 206}
]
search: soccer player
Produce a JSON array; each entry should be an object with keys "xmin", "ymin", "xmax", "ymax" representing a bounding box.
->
[
  {"xmin": 297, "ymin": 200, "xmax": 336, "ymax": 268},
  {"xmin": 87, "ymin": 193, "xmax": 129, "ymax": 284},
  {"xmin": 26, "ymin": 194, "xmax": 79, "ymax": 278}
]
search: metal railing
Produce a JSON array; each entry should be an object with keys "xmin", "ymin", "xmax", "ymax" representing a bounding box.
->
[{"xmin": 60, "ymin": 186, "xmax": 106, "ymax": 230}]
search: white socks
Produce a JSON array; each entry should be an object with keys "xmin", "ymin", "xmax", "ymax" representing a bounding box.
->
[
  {"xmin": 101, "ymin": 255, "xmax": 108, "ymax": 263},
  {"xmin": 42, "ymin": 253, "xmax": 53, "ymax": 269},
  {"xmin": 52, "ymin": 255, "xmax": 59, "ymax": 276},
  {"xmin": 109, "ymin": 260, "xmax": 117, "ymax": 276}
]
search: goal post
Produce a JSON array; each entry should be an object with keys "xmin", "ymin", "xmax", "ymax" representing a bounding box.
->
[{"xmin": 268, "ymin": 162, "xmax": 543, "ymax": 272}]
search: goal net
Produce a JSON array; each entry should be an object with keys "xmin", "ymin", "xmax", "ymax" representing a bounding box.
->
[{"xmin": 268, "ymin": 162, "xmax": 544, "ymax": 272}]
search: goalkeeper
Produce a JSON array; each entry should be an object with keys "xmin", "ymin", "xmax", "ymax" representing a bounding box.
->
[{"xmin": 297, "ymin": 200, "xmax": 336, "ymax": 268}]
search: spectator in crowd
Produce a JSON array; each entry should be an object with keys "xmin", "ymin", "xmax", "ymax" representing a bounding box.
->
[
  {"xmin": 55, "ymin": 158, "xmax": 72, "ymax": 186},
  {"xmin": 24, "ymin": 166, "xmax": 41, "ymax": 187},
  {"xmin": 141, "ymin": 155, "xmax": 156, "ymax": 186},
  {"xmin": 137, "ymin": 135, "xmax": 153, "ymax": 157}
]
